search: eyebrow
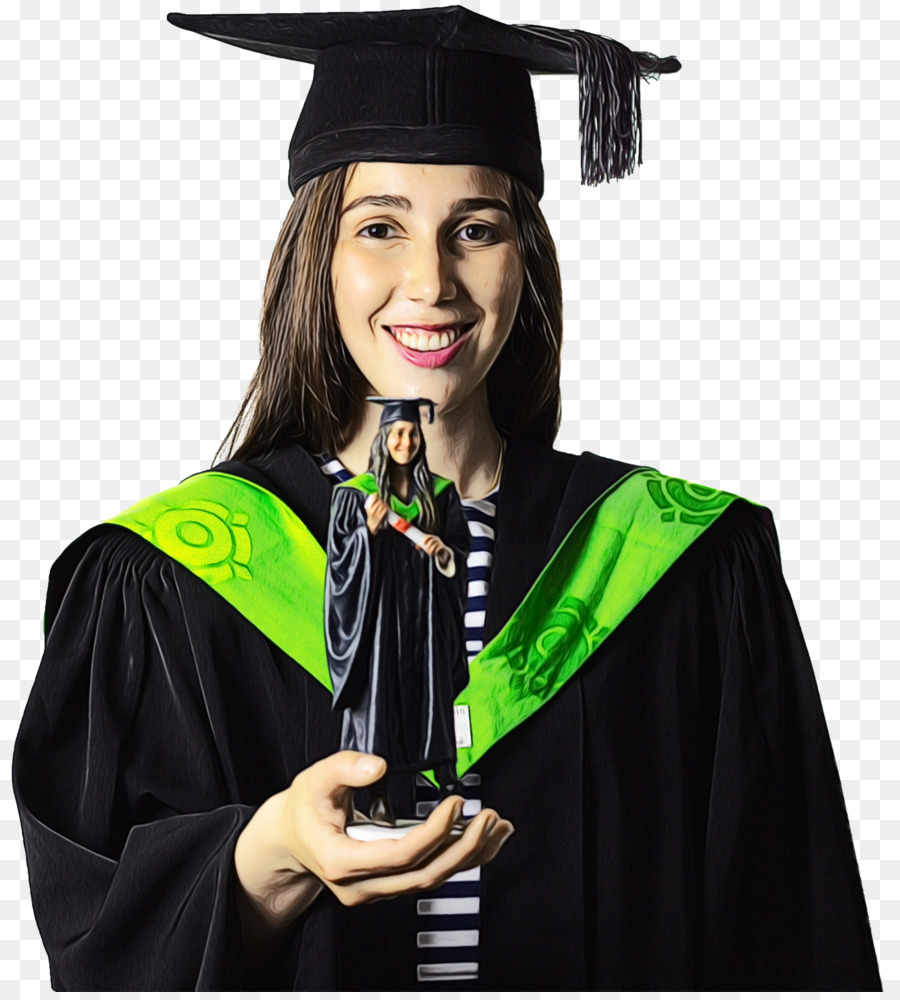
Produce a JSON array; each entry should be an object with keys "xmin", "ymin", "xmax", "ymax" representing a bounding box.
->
[
  {"xmin": 340, "ymin": 194, "xmax": 512, "ymax": 217},
  {"xmin": 341, "ymin": 194, "xmax": 412, "ymax": 216},
  {"xmin": 450, "ymin": 197, "xmax": 512, "ymax": 217}
]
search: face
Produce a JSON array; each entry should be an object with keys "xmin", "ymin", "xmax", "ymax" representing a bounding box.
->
[
  {"xmin": 385, "ymin": 420, "xmax": 420, "ymax": 466},
  {"xmin": 331, "ymin": 162, "xmax": 524, "ymax": 415}
]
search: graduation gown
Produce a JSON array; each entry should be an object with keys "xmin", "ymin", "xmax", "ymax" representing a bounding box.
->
[
  {"xmin": 325, "ymin": 478, "xmax": 470, "ymax": 769},
  {"xmin": 13, "ymin": 441, "xmax": 882, "ymax": 990}
]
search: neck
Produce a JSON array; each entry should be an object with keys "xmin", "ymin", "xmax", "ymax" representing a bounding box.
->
[{"xmin": 337, "ymin": 388, "xmax": 504, "ymax": 500}]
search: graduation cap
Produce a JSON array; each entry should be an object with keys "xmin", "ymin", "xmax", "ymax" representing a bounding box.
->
[
  {"xmin": 166, "ymin": 6, "xmax": 681, "ymax": 199},
  {"xmin": 366, "ymin": 397, "xmax": 436, "ymax": 427}
]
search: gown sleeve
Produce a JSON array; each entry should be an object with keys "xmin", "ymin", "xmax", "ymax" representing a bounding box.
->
[
  {"xmin": 696, "ymin": 503, "xmax": 881, "ymax": 986},
  {"xmin": 324, "ymin": 487, "xmax": 374, "ymax": 712},
  {"xmin": 481, "ymin": 490, "xmax": 881, "ymax": 988},
  {"xmin": 12, "ymin": 526, "xmax": 299, "ymax": 990}
]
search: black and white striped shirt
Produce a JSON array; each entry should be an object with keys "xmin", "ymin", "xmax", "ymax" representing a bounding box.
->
[{"xmin": 316, "ymin": 455, "xmax": 497, "ymax": 985}]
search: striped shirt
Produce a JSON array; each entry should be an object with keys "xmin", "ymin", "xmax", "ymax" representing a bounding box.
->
[{"xmin": 316, "ymin": 454, "xmax": 497, "ymax": 985}]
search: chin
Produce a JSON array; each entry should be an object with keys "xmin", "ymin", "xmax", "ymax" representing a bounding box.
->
[{"xmin": 373, "ymin": 376, "xmax": 464, "ymax": 413}]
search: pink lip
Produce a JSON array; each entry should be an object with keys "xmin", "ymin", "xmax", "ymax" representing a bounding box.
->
[{"xmin": 385, "ymin": 324, "xmax": 474, "ymax": 369}]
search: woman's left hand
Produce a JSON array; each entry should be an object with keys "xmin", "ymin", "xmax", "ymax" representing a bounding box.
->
[{"xmin": 420, "ymin": 534, "xmax": 445, "ymax": 558}]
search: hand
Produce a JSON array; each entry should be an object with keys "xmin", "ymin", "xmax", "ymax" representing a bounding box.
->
[
  {"xmin": 366, "ymin": 496, "xmax": 389, "ymax": 534},
  {"xmin": 234, "ymin": 751, "xmax": 513, "ymax": 953},
  {"xmin": 419, "ymin": 534, "xmax": 445, "ymax": 558}
]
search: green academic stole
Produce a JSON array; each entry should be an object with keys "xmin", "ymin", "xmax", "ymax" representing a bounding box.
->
[
  {"xmin": 106, "ymin": 467, "xmax": 738, "ymax": 774},
  {"xmin": 107, "ymin": 472, "xmax": 333, "ymax": 691}
]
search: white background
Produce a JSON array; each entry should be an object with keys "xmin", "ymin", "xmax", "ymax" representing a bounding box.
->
[{"xmin": 3, "ymin": 0, "xmax": 896, "ymax": 993}]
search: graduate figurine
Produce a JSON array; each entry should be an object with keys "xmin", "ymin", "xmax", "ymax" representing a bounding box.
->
[{"xmin": 325, "ymin": 398, "xmax": 470, "ymax": 830}]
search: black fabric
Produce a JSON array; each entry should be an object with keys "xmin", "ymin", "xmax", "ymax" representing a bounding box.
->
[
  {"xmin": 325, "ymin": 480, "xmax": 470, "ymax": 771},
  {"xmin": 289, "ymin": 43, "xmax": 543, "ymax": 196},
  {"xmin": 167, "ymin": 6, "xmax": 597, "ymax": 70},
  {"xmin": 13, "ymin": 441, "xmax": 881, "ymax": 989},
  {"xmin": 166, "ymin": 7, "xmax": 682, "ymax": 196}
]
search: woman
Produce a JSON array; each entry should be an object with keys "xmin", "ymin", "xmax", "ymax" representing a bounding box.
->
[
  {"xmin": 325, "ymin": 398, "xmax": 471, "ymax": 826},
  {"xmin": 13, "ymin": 7, "xmax": 880, "ymax": 990}
]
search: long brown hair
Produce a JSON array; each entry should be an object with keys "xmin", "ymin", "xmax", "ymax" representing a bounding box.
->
[{"xmin": 218, "ymin": 165, "xmax": 563, "ymax": 464}]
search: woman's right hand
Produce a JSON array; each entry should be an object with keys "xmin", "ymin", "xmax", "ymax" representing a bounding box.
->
[
  {"xmin": 233, "ymin": 751, "xmax": 513, "ymax": 955},
  {"xmin": 366, "ymin": 496, "xmax": 389, "ymax": 534}
]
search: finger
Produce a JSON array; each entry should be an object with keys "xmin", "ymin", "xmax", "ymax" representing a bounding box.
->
[
  {"xmin": 416, "ymin": 808, "xmax": 508, "ymax": 873},
  {"xmin": 300, "ymin": 752, "xmax": 388, "ymax": 801},
  {"xmin": 327, "ymin": 795, "xmax": 466, "ymax": 881},
  {"xmin": 324, "ymin": 809, "xmax": 513, "ymax": 902},
  {"xmin": 466, "ymin": 818, "xmax": 515, "ymax": 870},
  {"xmin": 413, "ymin": 810, "xmax": 512, "ymax": 883},
  {"xmin": 337, "ymin": 808, "xmax": 503, "ymax": 900},
  {"xmin": 479, "ymin": 820, "xmax": 515, "ymax": 866},
  {"xmin": 287, "ymin": 755, "xmax": 388, "ymax": 847},
  {"xmin": 343, "ymin": 810, "xmax": 503, "ymax": 903}
]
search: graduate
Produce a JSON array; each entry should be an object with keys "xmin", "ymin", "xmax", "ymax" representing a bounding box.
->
[
  {"xmin": 325, "ymin": 396, "xmax": 470, "ymax": 826},
  {"xmin": 13, "ymin": 6, "xmax": 881, "ymax": 990}
]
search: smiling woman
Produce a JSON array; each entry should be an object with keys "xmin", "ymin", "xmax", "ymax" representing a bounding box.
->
[
  {"xmin": 12, "ymin": 5, "xmax": 881, "ymax": 993},
  {"xmin": 220, "ymin": 158, "xmax": 562, "ymax": 499},
  {"xmin": 332, "ymin": 163, "xmax": 525, "ymax": 494},
  {"xmin": 334, "ymin": 164, "xmax": 523, "ymax": 390}
]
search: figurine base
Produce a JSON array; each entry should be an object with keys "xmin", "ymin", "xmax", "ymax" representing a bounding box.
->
[{"xmin": 346, "ymin": 819, "xmax": 465, "ymax": 842}]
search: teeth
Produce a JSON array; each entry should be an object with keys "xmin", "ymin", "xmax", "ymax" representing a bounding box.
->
[{"xmin": 389, "ymin": 325, "xmax": 467, "ymax": 352}]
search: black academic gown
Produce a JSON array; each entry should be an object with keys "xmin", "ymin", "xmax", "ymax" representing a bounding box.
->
[
  {"xmin": 13, "ymin": 442, "xmax": 882, "ymax": 990},
  {"xmin": 325, "ymin": 480, "xmax": 470, "ymax": 770}
]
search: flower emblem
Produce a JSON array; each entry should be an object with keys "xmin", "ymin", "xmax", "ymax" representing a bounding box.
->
[
  {"xmin": 644, "ymin": 473, "xmax": 731, "ymax": 526},
  {"xmin": 146, "ymin": 500, "xmax": 252, "ymax": 585}
]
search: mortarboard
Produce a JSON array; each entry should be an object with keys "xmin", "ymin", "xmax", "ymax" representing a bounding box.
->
[
  {"xmin": 366, "ymin": 397, "xmax": 436, "ymax": 427},
  {"xmin": 167, "ymin": 6, "xmax": 680, "ymax": 199}
]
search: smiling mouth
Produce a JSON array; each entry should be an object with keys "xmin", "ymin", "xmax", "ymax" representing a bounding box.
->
[{"xmin": 384, "ymin": 323, "xmax": 475, "ymax": 352}]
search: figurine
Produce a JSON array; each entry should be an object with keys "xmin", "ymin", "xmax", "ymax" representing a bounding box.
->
[{"xmin": 325, "ymin": 398, "xmax": 470, "ymax": 828}]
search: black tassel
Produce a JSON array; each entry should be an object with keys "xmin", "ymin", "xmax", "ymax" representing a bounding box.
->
[{"xmin": 520, "ymin": 26, "xmax": 681, "ymax": 184}]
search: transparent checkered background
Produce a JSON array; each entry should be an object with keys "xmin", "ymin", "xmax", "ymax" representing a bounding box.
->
[{"xmin": 2, "ymin": 0, "xmax": 896, "ymax": 994}]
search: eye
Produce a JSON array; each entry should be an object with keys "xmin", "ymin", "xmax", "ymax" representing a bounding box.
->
[
  {"xmin": 358, "ymin": 222, "xmax": 396, "ymax": 239},
  {"xmin": 456, "ymin": 223, "xmax": 499, "ymax": 244}
]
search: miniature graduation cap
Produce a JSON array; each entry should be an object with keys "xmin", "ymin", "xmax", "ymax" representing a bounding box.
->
[
  {"xmin": 167, "ymin": 6, "xmax": 680, "ymax": 199},
  {"xmin": 366, "ymin": 397, "xmax": 436, "ymax": 427}
]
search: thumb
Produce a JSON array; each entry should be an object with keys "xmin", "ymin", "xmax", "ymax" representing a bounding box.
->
[{"xmin": 315, "ymin": 750, "xmax": 387, "ymax": 791}]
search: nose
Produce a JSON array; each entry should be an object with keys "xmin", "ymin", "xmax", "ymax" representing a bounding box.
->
[{"xmin": 404, "ymin": 238, "xmax": 457, "ymax": 304}]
